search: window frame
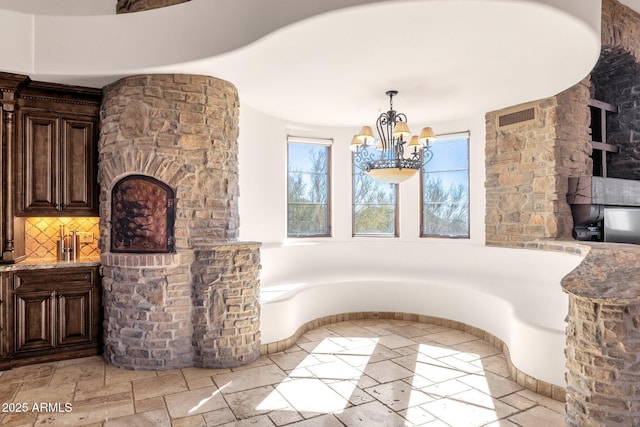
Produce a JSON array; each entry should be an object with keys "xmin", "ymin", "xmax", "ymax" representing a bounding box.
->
[
  {"xmin": 420, "ymin": 131, "xmax": 470, "ymax": 239},
  {"xmin": 351, "ymin": 153, "xmax": 399, "ymax": 237},
  {"xmin": 286, "ymin": 136, "xmax": 332, "ymax": 238}
]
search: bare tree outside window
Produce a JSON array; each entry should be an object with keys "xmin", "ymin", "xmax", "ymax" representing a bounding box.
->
[
  {"xmin": 421, "ymin": 133, "xmax": 470, "ymax": 238},
  {"xmin": 353, "ymin": 162, "xmax": 398, "ymax": 236},
  {"xmin": 287, "ymin": 139, "xmax": 331, "ymax": 237}
]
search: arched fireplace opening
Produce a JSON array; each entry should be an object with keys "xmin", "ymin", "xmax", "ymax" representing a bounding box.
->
[{"xmin": 111, "ymin": 174, "xmax": 175, "ymax": 253}]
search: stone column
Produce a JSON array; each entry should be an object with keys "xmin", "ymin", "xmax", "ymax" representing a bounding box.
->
[
  {"xmin": 99, "ymin": 74, "xmax": 260, "ymax": 369},
  {"xmin": 192, "ymin": 243, "xmax": 261, "ymax": 368},
  {"xmin": 563, "ymin": 244, "xmax": 640, "ymax": 426}
]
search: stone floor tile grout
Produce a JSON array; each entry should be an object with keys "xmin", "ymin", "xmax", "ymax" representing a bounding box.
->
[{"xmin": 0, "ymin": 320, "xmax": 565, "ymax": 427}]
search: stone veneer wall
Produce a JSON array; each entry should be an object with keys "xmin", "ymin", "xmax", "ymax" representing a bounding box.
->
[
  {"xmin": 99, "ymin": 74, "xmax": 260, "ymax": 369},
  {"xmin": 485, "ymin": 81, "xmax": 592, "ymax": 247},
  {"xmin": 565, "ymin": 297, "xmax": 640, "ymax": 426},
  {"xmin": 562, "ymin": 244, "xmax": 640, "ymax": 426},
  {"xmin": 116, "ymin": 0, "xmax": 189, "ymax": 13},
  {"xmin": 192, "ymin": 243, "xmax": 261, "ymax": 368},
  {"xmin": 560, "ymin": 2, "xmax": 640, "ymax": 425}
]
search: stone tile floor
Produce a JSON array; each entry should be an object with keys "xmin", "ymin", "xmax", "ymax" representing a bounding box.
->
[{"xmin": 0, "ymin": 319, "xmax": 565, "ymax": 426}]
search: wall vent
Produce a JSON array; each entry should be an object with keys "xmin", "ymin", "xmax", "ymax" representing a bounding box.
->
[{"xmin": 498, "ymin": 107, "xmax": 536, "ymax": 128}]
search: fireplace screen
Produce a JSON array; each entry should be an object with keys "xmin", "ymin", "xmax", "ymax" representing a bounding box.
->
[{"xmin": 111, "ymin": 175, "xmax": 175, "ymax": 253}]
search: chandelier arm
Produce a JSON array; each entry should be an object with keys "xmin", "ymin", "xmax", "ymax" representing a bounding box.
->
[
  {"xmin": 376, "ymin": 112, "xmax": 390, "ymax": 152},
  {"xmin": 353, "ymin": 145, "xmax": 377, "ymax": 172},
  {"xmin": 395, "ymin": 113, "xmax": 407, "ymax": 124},
  {"xmin": 421, "ymin": 148, "xmax": 434, "ymax": 168}
]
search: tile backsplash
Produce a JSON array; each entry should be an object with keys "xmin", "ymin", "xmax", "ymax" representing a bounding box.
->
[{"xmin": 25, "ymin": 217, "xmax": 100, "ymax": 259}]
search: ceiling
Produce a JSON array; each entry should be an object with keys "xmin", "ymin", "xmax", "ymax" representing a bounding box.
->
[{"xmin": 0, "ymin": 0, "xmax": 608, "ymax": 128}]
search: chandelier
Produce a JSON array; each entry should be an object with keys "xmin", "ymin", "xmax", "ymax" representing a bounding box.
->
[{"xmin": 350, "ymin": 90, "xmax": 435, "ymax": 184}]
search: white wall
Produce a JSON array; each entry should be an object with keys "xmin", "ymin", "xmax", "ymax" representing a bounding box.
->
[
  {"xmin": 238, "ymin": 104, "xmax": 486, "ymax": 246},
  {"xmin": 237, "ymin": 104, "xmax": 586, "ymax": 388}
]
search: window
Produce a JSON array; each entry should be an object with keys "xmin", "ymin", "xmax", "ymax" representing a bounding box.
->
[
  {"xmin": 353, "ymin": 160, "xmax": 398, "ymax": 236},
  {"xmin": 421, "ymin": 132, "xmax": 469, "ymax": 238},
  {"xmin": 287, "ymin": 137, "xmax": 331, "ymax": 237}
]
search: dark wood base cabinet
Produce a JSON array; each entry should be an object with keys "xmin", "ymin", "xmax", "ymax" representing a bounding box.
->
[{"xmin": 0, "ymin": 267, "xmax": 102, "ymax": 370}]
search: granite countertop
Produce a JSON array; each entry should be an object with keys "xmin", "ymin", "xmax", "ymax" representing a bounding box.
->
[
  {"xmin": 0, "ymin": 256, "xmax": 101, "ymax": 272},
  {"xmin": 561, "ymin": 241, "xmax": 640, "ymax": 303}
]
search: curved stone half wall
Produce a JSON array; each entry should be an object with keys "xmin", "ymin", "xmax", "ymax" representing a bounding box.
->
[
  {"xmin": 99, "ymin": 74, "xmax": 260, "ymax": 369},
  {"xmin": 563, "ymin": 244, "xmax": 640, "ymax": 426}
]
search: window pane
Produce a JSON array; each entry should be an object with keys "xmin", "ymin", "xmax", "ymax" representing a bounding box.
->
[
  {"xmin": 354, "ymin": 203, "xmax": 395, "ymax": 234},
  {"xmin": 353, "ymin": 170, "xmax": 397, "ymax": 235},
  {"xmin": 287, "ymin": 140, "xmax": 331, "ymax": 237},
  {"xmin": 422, "ymin": 134, "xmax": 469, "ymax": 238},
  {"xmin": 288, "ymin": 172, "xmax": 328, "ymax": 204},
  {"xmin": 288, "ymin": 144, "xmax": 328, "ymax": 173},
  {"xmin": 423, "ymin": 171, "xmax": 469, "ymax": 204},
  {"xmin": 423, "ymin": 202, "xmax": 469, "ymax": 236},
  {"xmin": 423, "ymin": 138, "xmax": 468, "ymax": 172},
  {"xmin": 354, "ymin": 174, "xmax": 395, "ymax": 205},
  {"xmin": 288, "ymin": 204, "xmax": 328, "ymax": 236}
]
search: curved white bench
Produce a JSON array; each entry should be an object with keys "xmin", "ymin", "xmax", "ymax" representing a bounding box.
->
[{"xmin": 259, "ymin": 241, "xmax": 584, "ymax": 388}]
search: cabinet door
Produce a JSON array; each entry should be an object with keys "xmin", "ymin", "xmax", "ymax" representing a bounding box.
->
[
  {"xmin": 15, "ymin": 110, "xmax": 98, "ymax": 216},
  {"xmin": 13, "ymin": 267, "xmax": 100, "ymax": 357},
  {"xmin": 60, "ymin": 118, "xmax": 97, "ymax": 214},
  {"xmin": 20, "ymin": 112, "xmax": 60, "ymax": 214},
  {"xmin": 14, "ymin": 290, "xmax": 56, "ymax": 353},
  {"xmin": 57, "ymin": 286, "xmax": 93, "ymax": 346}
]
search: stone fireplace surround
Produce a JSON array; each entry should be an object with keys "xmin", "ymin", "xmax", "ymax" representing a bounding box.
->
[{"xmin": 98, "ymin": 74, "xmax": 260, "ymax": 369}]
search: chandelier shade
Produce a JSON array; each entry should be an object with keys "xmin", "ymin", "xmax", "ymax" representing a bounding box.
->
[
  {"xmin": 352, "ymin": 90, "xmax": 434, "ymax": 184},
  {"xmin": 367, "ymin": 167, "xmax": 417, "ymax": 183},
  {"xmin": 392, "ymin": 122, "xmax": 411, "ymax": 139},
  {"xmin": 357, "ymin": 126, "xmax": 375, "ymax": 143}
]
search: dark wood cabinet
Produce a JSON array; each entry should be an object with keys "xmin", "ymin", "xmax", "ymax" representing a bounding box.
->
[
  {"xmin": 8, "ymin": 267, "xmax": 101, "ymax": 367},
  {"xmin": 57, "ymin": 286, "xmax": 95, "ymax": 347},
  {"xmin": 0, "ymin": 72, "xmax": 100, "ymax": 263},
  {"xmin": 61, "ymin": 118, "xmax": 98, "ymax": 214},
  {"xmin": 14, "ymin": 82, "xmax": 100, "ymax": 216},
  {"xmin": 14, "ymin": 288, "xmax": 56, "ymax": 352},
  {"xmin": 18, "ymin": 112, "xmax": 58, "ymax": 214},
  {"xmin": 0, "ymin": 273, "xmax": 10, "ymax": 366}
]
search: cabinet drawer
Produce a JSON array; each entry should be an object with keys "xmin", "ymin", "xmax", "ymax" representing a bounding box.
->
[{"xmin": 13, "ymin": 268, "xmax": 96, "ymax": 291}]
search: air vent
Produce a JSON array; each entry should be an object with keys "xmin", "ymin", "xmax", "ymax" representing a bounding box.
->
[{"xmin": 498, "ymin": 107, "xmax": 536, "ymax": 128}]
